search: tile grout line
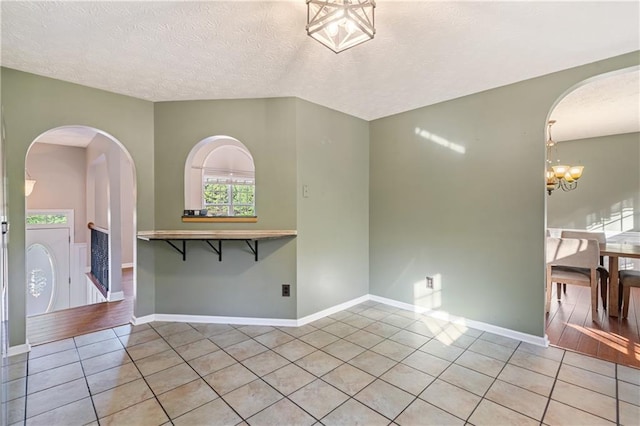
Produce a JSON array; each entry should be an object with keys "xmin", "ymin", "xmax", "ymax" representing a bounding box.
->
[
  {"xmin": 466, "ymin": 340, "xmax": 545, "ymax": 424},
  {"xmin": 145, "ymin": 321, "xmax": 244, "ymax": 424},
  {"xmin": 313, "ymin": 310, "xmax": 412, "ymax": 423},
  {"xmin": 615, "ymin": 363, "xmax": 619, "ymax": 426},
  {"xmin": 73, "ymin": 335, "xmax": 101, "ymax": 425},
  {"xmin": 20, "ymin": 302, "xmax": 638, "ymax": 425}
]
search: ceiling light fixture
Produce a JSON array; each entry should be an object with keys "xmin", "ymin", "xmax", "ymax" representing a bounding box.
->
[
  {"xmin": 545, "ymin": 120, "xmax": 584, "ymax": 195},
  {"xmin": 25, "ymin": 171, "xmax": 36, "ymax": 197},
  {"xmin": 306, "ymin": 0, "xmax": 376, "ymax": 53}
]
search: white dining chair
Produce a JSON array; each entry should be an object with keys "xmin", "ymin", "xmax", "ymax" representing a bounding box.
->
[
  {"xmin": 546, "ymin": 237, "xmax": 601, "ymax": 321},
  {"xmin": 559, "ymin": 230, "xmax": 609, "ymax": 308}
]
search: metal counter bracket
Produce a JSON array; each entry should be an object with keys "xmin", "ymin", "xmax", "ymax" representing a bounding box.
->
[
  {"xmin": 165, "ymin": 240, "xmax": 186, "ymax": 262},
  {"xmin": 205, "ymin": 240, "xmax": 222, "ymax": 261},
  {"xmin": 246, "ymin": 240, "xmax": 258, "ymax": 261},
  {"xmin": 162, "ymin": 239, "xmax": 258, "ymax": 262}
]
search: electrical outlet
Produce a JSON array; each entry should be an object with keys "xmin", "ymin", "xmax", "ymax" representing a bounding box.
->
[
  {"xmin": 426, "ymin": 277, "xmax": 434, "ymax": 289},
  {"xmin": 282, "ymin": 284, "xmax": 291, "ymax": 297}
]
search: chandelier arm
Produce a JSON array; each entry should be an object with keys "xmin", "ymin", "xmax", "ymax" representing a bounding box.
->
[
  {"xmin": 307, "ymin": 1, "xmax": 326, "ymax": 24},
  {"xmin": 559, "ymin": 179, "xmax": 578, "ymax": 192},
  {"xmin": 348, "ymin": 2, "xmax": 374, "ymax": 28},
  {"xmin": 308, "ymin": 7, "xmax": 341, "ymax": 31},
  {"xmin": 347, "ymin": 11, "xmax": 375, "ymax": 36}
]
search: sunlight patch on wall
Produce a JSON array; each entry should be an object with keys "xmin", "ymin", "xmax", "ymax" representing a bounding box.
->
[
  {"xmin": 413, "ymin": 273, "xmax": 442, "ymax": 311},
  {"xmin": 415, "ymin": 127, "xmax": 466, "ymax": 154},
  {"xmin": 586, "ymin": 198, "xmax": 635, "ymax": 233},
  {"xmin": 411, "ymin": 273, "xmax": 469, "ymax": 345}
]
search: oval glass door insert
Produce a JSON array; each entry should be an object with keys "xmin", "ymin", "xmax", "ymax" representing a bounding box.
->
[{"xmin": 26, "ymin": 243, "xmax": 56, "ymax": 316}]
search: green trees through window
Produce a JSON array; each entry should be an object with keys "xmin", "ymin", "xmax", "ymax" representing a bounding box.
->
[
  {"xmin": 26, "ymin": 214, "xmax": 67, "ymax": 225},
  {"xmin": 203, "ymin": 178, "xmax": 255, "ymax": 216}
]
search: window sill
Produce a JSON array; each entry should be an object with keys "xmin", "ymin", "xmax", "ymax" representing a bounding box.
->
[{"xmin": 181, "ymin": 216, "xmax": 258, "ymax": 223}]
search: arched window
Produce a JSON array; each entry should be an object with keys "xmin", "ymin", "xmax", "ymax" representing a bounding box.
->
[{"xmin": 184, "ymin": 136, "xmax": 256, "ymax": 218}]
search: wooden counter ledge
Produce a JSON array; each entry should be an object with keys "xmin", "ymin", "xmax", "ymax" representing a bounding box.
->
[
  {"xmin": 137, "ymin": 230, "xmax": 297, "ymax": 241},
  {"xmin": 136, "ymin": 230, "xmax": 297, "ymax": 262}
]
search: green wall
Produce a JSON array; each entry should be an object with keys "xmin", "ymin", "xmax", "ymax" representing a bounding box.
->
[
  {"xmin": 295, "ymin": 99, "xmax": 370, "ymax": 317},
  {"xmin": 369, "ymin": 53, "xmax": 639, "ymax": 337},
  {"xmin": 2, "ymin": 51, "xmax": 637, "ymax": 347},
  {"xmin": 1, "ymin": 68, "xmax": 155, "ymax": 346},
  {"xmin": 153, "ymin": 99, "xmax": 298, "ymax": 319},
  {"xmin": 547, "ymin": 132, "xmax": 640, "ymax": 232}
]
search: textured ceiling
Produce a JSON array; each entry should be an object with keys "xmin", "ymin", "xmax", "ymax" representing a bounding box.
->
[
  {"xmin": 2, "ymin": 1, "xmax": 639, "ymax": 140},
  {"xmin": 551, "ymin": 70, "xmax": 640, "ymax": 142}
]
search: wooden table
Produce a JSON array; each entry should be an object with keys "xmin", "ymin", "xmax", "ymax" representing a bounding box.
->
[{"xmin": 600, "ymin": 243, "xmax": 640, "ymax": 317}]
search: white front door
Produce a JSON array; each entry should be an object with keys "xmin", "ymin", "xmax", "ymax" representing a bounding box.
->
[{"xmin": 26, "ymin": 228, "xmax": 70, "ymax": 316}]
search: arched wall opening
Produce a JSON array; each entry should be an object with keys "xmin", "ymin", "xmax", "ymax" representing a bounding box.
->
[
  {"xmin": 184, "ymin": 135, "xmax": 256, "ymax": 216},
  {"xmin": 543, "ymin": 65, "xmax": 640, "ymax": 351},
  {"xmin": 24, "ymin": 125, "xmax": 137, "ymax": 341}
]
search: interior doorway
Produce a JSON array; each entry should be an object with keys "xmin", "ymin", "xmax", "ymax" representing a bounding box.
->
[
  {"xmin": 544, "ymin": 67, "xmax": 640, "ymax": 368},
  {"xmin": 24, "ymin": 126, "xmax": 137, "ymax": 345}
]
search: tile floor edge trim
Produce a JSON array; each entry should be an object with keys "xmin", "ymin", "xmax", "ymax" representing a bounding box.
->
[
  {"xmin": 369, "ymin": 294, "xmax": 549, "ymax": 347},
  {"xmin": 7, "ymin": 341, "xmax": 31, "ymax": 356}
]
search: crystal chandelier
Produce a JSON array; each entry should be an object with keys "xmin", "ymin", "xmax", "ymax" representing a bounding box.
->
[
  {"xmin": 545, "ymin": 120, "xmax": 584, "ymax": 195},
  {"xmin": 306, "ymin": 0, "xmax": 376, "ymax": 53}
]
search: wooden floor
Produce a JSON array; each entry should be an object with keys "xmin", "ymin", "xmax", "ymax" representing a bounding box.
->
[
  {"xmin": 26, "ymin": 268, "xmax": 134, "ymax": 346},
  {"xmin": 546, "ymin": 283, "xmax": 640, "ymax": 368}
]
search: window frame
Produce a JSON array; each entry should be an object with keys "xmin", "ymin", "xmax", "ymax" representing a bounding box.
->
[{"xmin": 202, "ymin": 174, "xmax": 256, "ymax": 217}]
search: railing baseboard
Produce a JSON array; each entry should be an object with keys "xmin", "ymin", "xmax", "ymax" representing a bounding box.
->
[{"xmin": 108, "ymin": 291, "xmax": 125, "ymax": 302}]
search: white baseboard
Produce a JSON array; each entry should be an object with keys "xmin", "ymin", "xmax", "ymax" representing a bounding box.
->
[
  {"xmin": 154, "ymin": 313, "xmax": 298, "ymax": 327},
  {"xmin": 8, "ymin": 342, "xmax": 31, "ymax": 356},
  {"xmin": 132, "ymin": 293, "xmax": 546, "ymax": 348},
  {"xmin": 369, "ymin": 294, "xmax": 547, "ymax": 347},
  {"xmin": 297, "ymin": 294, "xmax": 370, "ymax": 326},
  {"xmin": 131, "ymin": 314, "xmax": 155, "ymax": 325},
  {"xmin": 122, "ymin": 262, "xmax": 134, "ymax": 269},
  {"xmin": 107, "ymin": 291, "xmax": 125, "ymax": 302},
  {"xmin": 136, "ymin": 295, "xmax": 370, "ymax": 328},
  {"xmin": 369, "ymin": 295, "xmax": 430, "ymax": 314}
]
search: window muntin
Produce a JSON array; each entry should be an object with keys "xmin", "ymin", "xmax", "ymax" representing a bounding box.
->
[{"xmin": 203, "ymin": 175, "xmax": 255, "ymax": 216}]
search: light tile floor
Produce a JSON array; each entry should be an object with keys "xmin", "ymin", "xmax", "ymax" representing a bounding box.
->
[{"xmin": 4, "ymin": 300, "xmax": 640, "ymax": 425}]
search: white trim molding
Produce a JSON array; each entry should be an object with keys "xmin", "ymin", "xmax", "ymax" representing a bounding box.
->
[
  {"xmin": 369, "ymin": 294, "xmax": 548, "ymax": 347},
  {"xmin": 131, "ymin": 293, "xmax": 547, "ymax": 348},
  {"xmin": 154, "ymin": 314, "xmax": 297, "ymax": 327},
  {"xmin": 8, "ymin": 342, "xmax": 31, "ymax": 356},
  {"xmin": 131, "ymin": 314, "xmax": 155, "ymax": 326},
  {"xmin": 107, "ymin": 291, "xmax": 125, "ymax": 302},
  {"xmin": 297, "ymin": 295, "xmax": 370, "ymax": 326},
  {"xmin": 122, "ymin": 262, "xmax": 134, "ymax": 269}
]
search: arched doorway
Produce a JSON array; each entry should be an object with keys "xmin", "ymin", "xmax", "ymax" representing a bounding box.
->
[
  {"xmin": 544, "ymin": 67, "xmax": 640, "ymax": 366},
  {"xmin": 24, "ymin": 126, "xmax": 137, "ymax": 344}
]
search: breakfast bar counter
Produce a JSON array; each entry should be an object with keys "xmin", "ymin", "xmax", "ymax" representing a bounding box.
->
[{"xmin": 137, "ymin": 230, "xmax": 297, "ymax": 261}]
